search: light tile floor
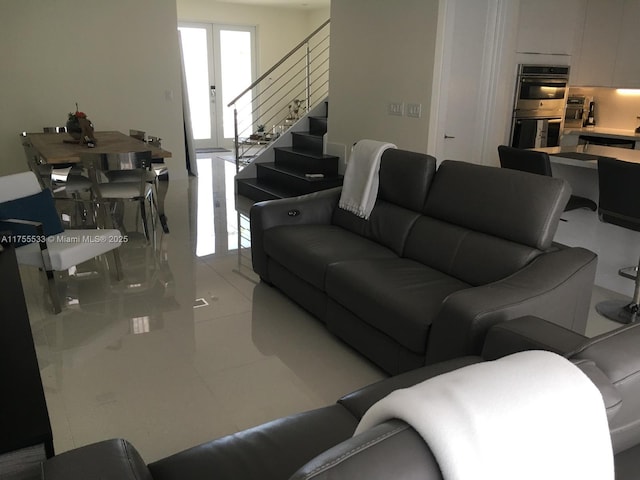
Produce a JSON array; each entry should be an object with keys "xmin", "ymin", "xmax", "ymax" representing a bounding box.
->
[
  {"xmin": 21, "ymin": 154, "xmax": 385, "ymax": 463},
  {"xmin": 21, "ymin": 154, "xmax": 625, "ymax": 463}
]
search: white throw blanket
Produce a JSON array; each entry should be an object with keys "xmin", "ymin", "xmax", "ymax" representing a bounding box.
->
[
  {"xmin": 338, "ymin": 140, "xmax": 396, "ymax": 219},
  {"xmin": 354, "ymin": 350, "xmax": 613, "ymax": 480}
]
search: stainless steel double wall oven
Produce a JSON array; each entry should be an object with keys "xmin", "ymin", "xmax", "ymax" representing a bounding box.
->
[{"xmin": 509, "ymin": 64, "xmax": 570, "ymax": 149}]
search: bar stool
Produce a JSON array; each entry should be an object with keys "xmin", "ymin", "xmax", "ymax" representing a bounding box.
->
[
  {"xmin": 497, "ymin": 145, "xmax": 597, "ymax": 212},
  {"xmin": 595, "ymin": 156, "xmax": 640, "ymax": 324}
]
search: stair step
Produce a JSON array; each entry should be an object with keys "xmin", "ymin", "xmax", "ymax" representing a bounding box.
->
[
  {"xmin": 308, "ymin": 116, "xmax": 328, "ymax": 135},
  {"xmin": 237, "ymin": 170, "xmax": 343, "ymax": 202},
  {"xmin": 257, "ymin": 162, "xmax": 343, "ymax": 195},
  {"xmin": 291, "ymin": 131, "xmax": 324, "ymax": 153},
  {"xmin": 236, "ymin": 178, "xmax": 292, "ymax": 202},
  {"xmin": 274, "ymin": 147, "xmax": 339, "ymax": 175}
]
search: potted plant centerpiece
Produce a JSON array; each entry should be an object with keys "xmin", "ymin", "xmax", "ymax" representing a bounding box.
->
[{"xmin": 66, "ymin": 103, "xmax": 96, "ymax": 146}]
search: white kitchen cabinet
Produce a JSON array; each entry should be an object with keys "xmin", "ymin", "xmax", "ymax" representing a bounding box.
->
[
  {"xmin": 572, "ymin": 0, "xmax": 625, "ymax": 87},
  {"xmin": 573, "ymin": 0, "xmax": 640, "ymax": 88},
  {"xmin": 613, "ymin": 0, "xmax": 640, "ymax": 88},
  {"xmin": 516, "ymin": 0, "xmax": 585, "ymax": 56}
]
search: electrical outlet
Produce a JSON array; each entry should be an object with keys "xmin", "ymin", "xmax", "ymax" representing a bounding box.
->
[
  {"xmin": 388, "ymin": 102, "xmax": 404, "ymax": 116},
  {"xmin": 406, "ymin": 103, "xmax": 422, "ymax": 118}
]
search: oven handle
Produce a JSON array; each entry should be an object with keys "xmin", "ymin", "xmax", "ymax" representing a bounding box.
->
[
  {"xmin": 515, "ymin": 110, "xmax": 566, "ymax": 117},
  {"xmin": 520, "ymin": 78, "xmax": 568, "ymax": 85}
]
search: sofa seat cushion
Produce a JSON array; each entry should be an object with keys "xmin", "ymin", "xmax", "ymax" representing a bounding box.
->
[
  {"xmin": 263, "ymin": 225, "xmax": 397, "ymax": 289},
  {"xmin": 326, "ymin": 258, "xmax": 470, "ymax": 354}
]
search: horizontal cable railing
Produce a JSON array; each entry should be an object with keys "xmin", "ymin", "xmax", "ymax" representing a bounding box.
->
[{"xmin": 228, "ymin": 19, "xmax": 330, "ymax": 170}]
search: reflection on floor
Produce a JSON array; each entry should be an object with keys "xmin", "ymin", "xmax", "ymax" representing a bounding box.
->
[
  {"xmin": 554, "ymin": 207, "xmax": 640, "ymax": 335},
  {"xmin": 21, "ymin": 154, "xmax": 624, "ymax": 463},
  {"xmin": 22, "ymin": 154, "xmax": 383, "ymax": 463}
]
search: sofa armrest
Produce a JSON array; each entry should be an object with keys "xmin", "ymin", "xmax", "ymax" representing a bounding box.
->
[
  {"xmin": 147, "ymin": 405, "xmax": 358, "ymax": 480},
  {"xmin": 250, "ymin": 187, "xmax": 341, "ymax": 280},
  {"xmin": 481, "ymin": 315, "xmax": 588, "ymax": 361},
  {"xmin": 42, "ymin": 439, "xmax": 152, "ymax": 480},
  {"xmin": 426, "ymin": 247, "xmax": 597, "ymax": 364}
]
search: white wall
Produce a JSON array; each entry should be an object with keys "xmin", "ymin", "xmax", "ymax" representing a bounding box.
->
[
  {"xmin": 176, "ymin": 0, "xmax": 330, "ymax": 79},
  {"xmin": 327, "ymin": 0, "xmax": 439, "ymax": 163},
  {"xmin": 0, "ymin": 0, "xmax": 186, "ymax": 179},
  {"xmin": 308, "ymin": 6, "xmax": 332, "ymax": 31}
]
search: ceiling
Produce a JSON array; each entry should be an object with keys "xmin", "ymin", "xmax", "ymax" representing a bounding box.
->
[{"xmin": 214, "ymin": 0, "xmax": 330, "ymax": 9}]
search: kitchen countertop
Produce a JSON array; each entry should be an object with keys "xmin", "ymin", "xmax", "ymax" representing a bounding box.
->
[
  {"xmin": 562, "ymin": 126, "xmax": 640, "ymax": 141},
  {"xmin": 533, "ymin": 144, "xmax": 640, "ymax": 169}
]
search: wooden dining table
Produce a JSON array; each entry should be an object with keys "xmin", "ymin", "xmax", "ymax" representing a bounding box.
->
[
  {"xmin": 26, "ymin": 130, "xmax": 172, "ymax": 233},
  {"xmin": 26, "ymin": 130, "xmax": 172, "ymax": 164}
]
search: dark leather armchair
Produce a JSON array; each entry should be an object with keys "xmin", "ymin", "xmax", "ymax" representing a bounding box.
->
[{"xmin": 42, "ymin": 317, "xmax": 640, "ymax": 480}]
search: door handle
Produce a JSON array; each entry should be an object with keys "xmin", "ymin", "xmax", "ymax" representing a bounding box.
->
[
  {"xmin": 444, "ymin": 134, "xmax": 455, "ymax": 139},
  {"xmin": 210, "ymin": 85, "xmax": 216, "ymax": 101}
]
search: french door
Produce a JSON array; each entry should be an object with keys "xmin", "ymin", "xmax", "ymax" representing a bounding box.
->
[{"xmin": 178, "ymin": 23, "xmax": 255, "ymax": 150}]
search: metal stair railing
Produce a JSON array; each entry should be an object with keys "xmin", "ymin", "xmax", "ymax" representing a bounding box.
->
[{"xmin": 227, "ymin": 19, "xmax": 330, "ymax": 171}]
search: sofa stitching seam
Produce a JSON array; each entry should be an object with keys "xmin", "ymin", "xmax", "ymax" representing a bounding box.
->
[
  {"xmin": 121, "ymin": 439, "xmax": 142, "ymax": 480},
  {"xmin": 300, "ymin": 424, "xmax": 407, "ymax": 479}
]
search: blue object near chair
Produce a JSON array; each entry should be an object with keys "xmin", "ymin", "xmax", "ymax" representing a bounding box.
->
[
  {"xmin": 0, "ymin": 171, "xmax": 123, "ymax": 313},
  {"xmin": 0, "ymin": 189, "xmax": 64, "ymax": 246}
]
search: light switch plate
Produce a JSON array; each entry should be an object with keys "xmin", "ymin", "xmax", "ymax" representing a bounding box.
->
[
  {"xmin": 388, "ymin": 102, "xmax": 404, "ymax": 116},
  {"xmin": 406, "ymin": 103, "xmax": 422, "ymax": 118}
]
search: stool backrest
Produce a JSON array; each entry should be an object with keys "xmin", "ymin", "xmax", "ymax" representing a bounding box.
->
[
  {"xmin": 597, "ymin": 156, "xmax": 640, "ymax": 231},
  {"xmin": 497, "ymin": 145, "xmax": 553, "ymax": 177}
]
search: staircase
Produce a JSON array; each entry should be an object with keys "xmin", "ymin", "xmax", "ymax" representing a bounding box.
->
[
  {"xmin": 236, "ymin": 102, "xmax": 342, "ymax": 201},
  {"xmin": 228, "ymin": 20, "xmax": 339, "ymax": 202}
]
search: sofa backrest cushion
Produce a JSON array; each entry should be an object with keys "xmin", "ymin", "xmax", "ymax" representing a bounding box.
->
[
  {"xmin": 404, "ymin": 216, "xmax": 542, "ymax": 286},
  {"xmin": 569, "ymin": 322, "xmax": 640, "ymax": 454},
  {"xmin": 423, "ymin": 160, "xmax": 570, "ymax": 251},
  {"xmin": 332, "ymin": 149, "xmax": 436, "ymax": 255},
  {"xmin": 377, "ymin": 149, "xmax": 436, "ymax": 211},
  {"xmin": 332, "ymin": 203, "xmax": 421, "ymax": 256}
]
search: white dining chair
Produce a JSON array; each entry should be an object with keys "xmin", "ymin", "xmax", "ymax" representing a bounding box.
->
[
  {"xmin": 82, "ymin": 151, "xmax": 157, "ymax": 243},
  {"xmin": 129, "ymin": 130, "xmax": 170, "ymax": 233},
  {"xmin": 0, "ymin": 171, "xmax": 123, "ymax": 313}
]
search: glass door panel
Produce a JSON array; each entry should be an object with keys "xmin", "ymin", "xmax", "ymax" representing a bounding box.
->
[
  {"xmin": 178, "ymin": 25, "xmax": 218, "ymax": 149},
  {"xmin": 219, "ymin": 29, "xmax": 254, "ymax": 145},
  {"xmin": 179, "ymin": 23, "xmax": 255, "ymax": 150}
]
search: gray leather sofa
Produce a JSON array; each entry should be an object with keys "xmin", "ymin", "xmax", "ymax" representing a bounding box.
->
[
  {"xmin": 250, "ymin": 151, "xmax": 598, "ymax": 373},
  {"xmin": 41, "ymin": 317, "xmax": 640, "ymax": 480}
]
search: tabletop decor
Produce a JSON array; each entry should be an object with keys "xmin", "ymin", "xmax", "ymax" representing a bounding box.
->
[{"xmin": 66, "ymin": 103, "xmax": 96, "ymax": 146}]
